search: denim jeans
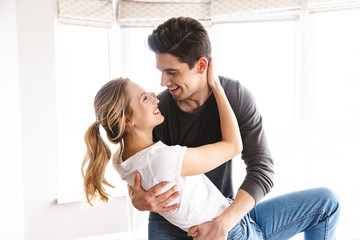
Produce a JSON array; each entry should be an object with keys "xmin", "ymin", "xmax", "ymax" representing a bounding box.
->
[{"xmin": 148, "ymin": 187, "xmax": 340, "ymax": 240}]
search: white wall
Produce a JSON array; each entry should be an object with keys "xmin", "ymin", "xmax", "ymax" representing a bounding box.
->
[
  {"xmin": 0, "ymin": 0, "xmax": 24, "ymax": 239},
  {"xmin": 0, "ymin": 0, "xmax": 130, "ymax": 239}
]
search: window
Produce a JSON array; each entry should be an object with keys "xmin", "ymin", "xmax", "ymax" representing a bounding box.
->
[
  {"xmin": 213, "ymin": 9, "xmax": 360, "ymax": 240},
  {"xmin": 212, "ymin": 20, "xmax": 299, "ymax": 195},
  {"xmin": 119, "ymin": 27, "xmax": 163, "ymax": 94},
  {"xmin": 306, "ymin": 9, "xmax": 360, "ymax": 239},
  {"xmin": 55, "ymin": 24, "xmax": 125, "ymax": 203},
  {"xmin": 55, "ymin": 25, "xmax": 164, "ymax": 204},
  {"xmin": 56, "ymin": 8, "xmax": 360, "ymax": 239}
]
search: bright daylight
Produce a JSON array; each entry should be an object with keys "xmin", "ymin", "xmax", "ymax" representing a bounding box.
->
[{"xmin": 1, "ymin": 0, "xmax": 360, "ymax": 239}]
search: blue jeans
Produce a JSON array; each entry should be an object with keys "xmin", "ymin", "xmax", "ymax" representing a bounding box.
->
[{"xmin": 148, "ymin": 188, "xmax": 340, "ymax": 240}]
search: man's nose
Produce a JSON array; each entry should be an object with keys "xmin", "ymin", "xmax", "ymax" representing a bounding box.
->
[{"xmin": 161, "ymin": 73, "xmax": 170, "ymax": 87}]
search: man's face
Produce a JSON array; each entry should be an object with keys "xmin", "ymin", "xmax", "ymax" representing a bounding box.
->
[{"xmin": 155, "ymin": 53, "xmax": 202, "ymax": 102}]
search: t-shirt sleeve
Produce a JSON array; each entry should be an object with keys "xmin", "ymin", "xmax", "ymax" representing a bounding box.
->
[{"xmin": 149, "ymin": 144, "xmax": 187, "ymax": 183}]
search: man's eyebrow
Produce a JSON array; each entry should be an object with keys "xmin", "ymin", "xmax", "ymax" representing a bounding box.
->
[{"xmin": 164, "ymin": 68, "xmax": 179, "ymax": 72}]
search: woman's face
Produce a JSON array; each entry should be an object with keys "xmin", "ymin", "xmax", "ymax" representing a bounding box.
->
[{"xmin": 126, "ymin": 81, "xmax": 164, "ymax": 131}]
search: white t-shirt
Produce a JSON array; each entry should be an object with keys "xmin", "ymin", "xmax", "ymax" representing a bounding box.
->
[{"xmin": 113, "ymin": 141, "xmax": 230, "ymax": 232}]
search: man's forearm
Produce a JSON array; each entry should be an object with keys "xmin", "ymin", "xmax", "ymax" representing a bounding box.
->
[{"xmin": 216, "ymin": 189, "xmax": 256, "ymax": 232}]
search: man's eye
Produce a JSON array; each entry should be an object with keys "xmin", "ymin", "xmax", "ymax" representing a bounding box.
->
[
  {"xmin": 143, "ymin": 95, "xmax": 148, "ymax": 101},
  {"xmin": 167, "ymin": 72, "xmax": 176, "ymax": 76}
]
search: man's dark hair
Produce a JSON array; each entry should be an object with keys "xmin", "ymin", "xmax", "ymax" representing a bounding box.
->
[{"xmin": 148, "ymin": 17, "xmax": 212, "ymax": 69}]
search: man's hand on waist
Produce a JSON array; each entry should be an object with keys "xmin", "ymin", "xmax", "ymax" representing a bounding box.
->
[{"xmin": 129, "ymin": 171, "xmax": 180, "ymax": 212}]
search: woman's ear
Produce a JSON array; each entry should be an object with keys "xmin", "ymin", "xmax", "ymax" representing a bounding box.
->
[
  {"xmin": 119, "ymin": 116, "xmax": 133, "ymax": 128},
  {"xmin": 198, "ymin": 57, "xmax": 208, "ymax": 74},
  {"xmin": 124, "ymin": 116, "xmax": 134, "ymax": 127}
]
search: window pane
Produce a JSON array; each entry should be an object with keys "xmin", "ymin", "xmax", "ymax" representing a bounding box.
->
[
  {"xmin": 312, "ymin": 9, "xmax": 360, "ymax": 123},
  {"xmin": 308, "ymin": 9, "xmax": 360, "ymax": 239},
  {"xmin": 212, "ymin": 21, "xmax": 299, "ymax": 194},
  {"xmin": 56, "ymin": 25, "xmax": 126, "ymax": 203},
  {"xmin": 120, "ymin": 28, "xmax": 163, "ymax": 94}
]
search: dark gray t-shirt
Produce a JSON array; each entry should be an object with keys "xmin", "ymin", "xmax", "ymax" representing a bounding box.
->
[{"xmin": 153, "ymin": 76, "xmax": 274, "ymax": 202}]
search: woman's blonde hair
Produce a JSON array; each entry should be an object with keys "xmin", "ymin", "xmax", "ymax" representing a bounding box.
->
[{"xmin": 81, "ymin": 77, "xmax": 132, "ymax": 205}]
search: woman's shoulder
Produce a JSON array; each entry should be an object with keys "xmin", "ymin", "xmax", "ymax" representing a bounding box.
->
[{"xmin": 150, "ymin": 141, "xmax": 186, "ymax": 156}]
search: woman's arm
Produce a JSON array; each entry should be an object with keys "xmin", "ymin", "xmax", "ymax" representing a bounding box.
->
[{"xmin": 181, "ymin": 58, "xmax": 242, "ymax": 176}]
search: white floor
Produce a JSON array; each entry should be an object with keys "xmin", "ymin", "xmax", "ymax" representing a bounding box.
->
[{"xmin": 78, "ymin": 232, "xmax": 356, "ymax": 240}]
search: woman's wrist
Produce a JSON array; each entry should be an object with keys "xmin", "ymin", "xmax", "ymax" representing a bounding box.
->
[{"xmin": 210, "ymin": 81, "xmax": 223, "ymax": 95}]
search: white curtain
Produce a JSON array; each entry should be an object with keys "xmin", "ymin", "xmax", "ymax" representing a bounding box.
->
[
  {"xmin": 210, "ymin": 0, "xmax": 301, "ymax": 23},
  {"xmin": 57, "ymin": 0, "xmax": 360, "ymax": 28},
  {"xmin": 58, "ymin": 0, "xmax": 114, "ymax": 28},
  {"xmin": 308, "ymin": 0, "xmax": 360, "ymax": 12},
  {"xmin": 116, "ymin": 0, "xmax": 211, "ymax": 27}
]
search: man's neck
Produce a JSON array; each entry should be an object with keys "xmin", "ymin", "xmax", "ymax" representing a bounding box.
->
[{"xmin": 177, "ymin": 84, "xmax": 212, "ymax": 113}]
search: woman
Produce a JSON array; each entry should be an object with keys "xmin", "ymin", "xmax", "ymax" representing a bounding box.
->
[{"xmin": 82, "ymin": 59, "xmax": 243, "ymax": 236}]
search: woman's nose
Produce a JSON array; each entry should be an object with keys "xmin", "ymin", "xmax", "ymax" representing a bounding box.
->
[
  {"xmin": 153, "ymin": 97, "xmax": 159, "ymax": 105},
  {"xmin": 150, "ymin": 93, "xmax": 159, "ymax": 104}
]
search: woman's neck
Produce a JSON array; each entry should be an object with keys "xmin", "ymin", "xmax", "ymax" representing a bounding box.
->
[{"xmin": 122, "ymin": 131, "xmax": 154, "ymax": 161}]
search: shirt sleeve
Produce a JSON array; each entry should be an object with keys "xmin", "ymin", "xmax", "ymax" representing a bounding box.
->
[
  {"xmin": 149, "ymin": 143, "xmax": 187, "ymax": 183},
  {"xmin": 222, "ymin": 77, "xmax": 274, "ymax": 203}
]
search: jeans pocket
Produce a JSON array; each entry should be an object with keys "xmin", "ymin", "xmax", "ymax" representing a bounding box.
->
[
  {"xmin": 227, "ymin": 221, "xmax": 246, "ymax": 240},
  {"xmin": 249, "ymin": 217, "xmax": 262, "ymax": 233}
]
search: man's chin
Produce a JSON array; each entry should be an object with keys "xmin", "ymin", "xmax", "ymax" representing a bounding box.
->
[{"xmin": 171, "ymin": 92, "xmax": 187, "ymax": 102}]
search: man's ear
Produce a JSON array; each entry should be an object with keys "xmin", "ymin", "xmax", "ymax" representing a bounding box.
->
[{"xmin": 198, "ymin": 57, "xmax": 208, "ymax": 74}]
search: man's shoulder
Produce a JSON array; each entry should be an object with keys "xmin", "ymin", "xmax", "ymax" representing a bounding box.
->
[
  {"xmin": 219, "ymin": 75, "xmax": 247, "ymax": 102},
  {"xmin": 218, "ymin": 75, "xmax": 257, "ymax": 116},
  {"xmin": 219, "ymin": 75, "xmax": 243, "ymax": 91}
]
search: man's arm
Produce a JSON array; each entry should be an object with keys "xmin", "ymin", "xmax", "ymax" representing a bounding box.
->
[
  {"xmin": 128, "ymin": 172, "xmax": 180, "ymax": 212},
  {"xmin": 225, "ymin": 76, "xmax": 274, "ymax": 203},
  {"xmin": 188, "ymin": 189, "xmax": 255, "ymax": 240},
  {"xmin": 188, "ymin": 78, "xmax": 274, "ymax": 239}
]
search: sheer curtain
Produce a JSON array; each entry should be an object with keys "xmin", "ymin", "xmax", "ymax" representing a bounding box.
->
[
  {"xmin": 212, "ymin": 10, "xmax": 360, "ymax": 239},
  {"xmin": 55, "ymin": 1, "xmax": 360, "ymax": 239}
]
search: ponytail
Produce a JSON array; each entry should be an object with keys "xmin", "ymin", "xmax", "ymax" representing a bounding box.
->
[
  {"xmin": 81, "ymin": 77, "xmax": 131, "ymax": 206},
  {"xmin": 82, "ymin": 122, "xmax": 114, "ymax": 206}
]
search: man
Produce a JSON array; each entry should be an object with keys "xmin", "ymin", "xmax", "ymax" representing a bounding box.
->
[{"xmin": 128, "ymin": 17, "xmax": 340, "ymax": 240}]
